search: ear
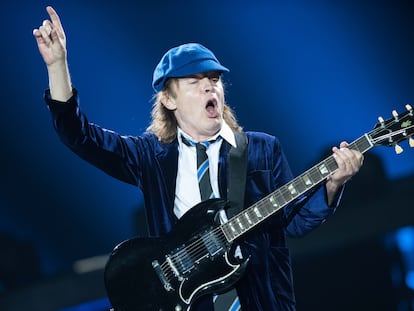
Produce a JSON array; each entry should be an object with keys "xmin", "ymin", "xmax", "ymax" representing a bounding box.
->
[{"xmin": 161, "ymin": 91, "xmax": 177, "ymax": 111}]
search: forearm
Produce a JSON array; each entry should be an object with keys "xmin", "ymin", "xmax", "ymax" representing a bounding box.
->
[
  {"xmin": 47, "ymin": 60, "xmax": 72, "ymax": 102},
  {"xmin": 325, "ymin": 179, "xmax": 342, "ymax": 206}
]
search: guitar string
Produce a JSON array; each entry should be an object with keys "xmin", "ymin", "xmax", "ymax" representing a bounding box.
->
[
  {"xmin": 160, "ymin": 226, "xmax": 229, "ymax": 279},
  {"xmin": 161, "ymin": 228, "xmax": 229, "ymax": 282},
  {"xmin": 159, "ymin": 113, "xmax": 414, "ymax": 280}
]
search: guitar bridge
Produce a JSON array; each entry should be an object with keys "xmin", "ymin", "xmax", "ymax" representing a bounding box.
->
[{"xmin": 152, "ymin": 260, "xmax": 173, "ymax": 292}]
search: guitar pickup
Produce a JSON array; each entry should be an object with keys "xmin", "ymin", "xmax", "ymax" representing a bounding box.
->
[
  {"xmin": 201, "ymin": 231, "xmax": 225, "ymax": 257},
  {"xmin": 167, "ymin": 249, "xmax": 195, "ymax": 277}
]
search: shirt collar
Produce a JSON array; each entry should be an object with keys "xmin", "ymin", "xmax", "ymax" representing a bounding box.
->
[{"xmin": 177, "ymin": 121, "xmax": 237, "ymax": 148}]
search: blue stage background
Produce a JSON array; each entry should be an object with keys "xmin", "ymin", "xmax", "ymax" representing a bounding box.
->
[{"xmin": 0, "ymin": 1, "xmax": 413, "ymax": 310}]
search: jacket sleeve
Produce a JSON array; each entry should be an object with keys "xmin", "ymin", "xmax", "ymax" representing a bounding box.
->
[
  {"xmin": 44, "ymin": 89, "xmax": 143, "ymax": 186},
  {"xmin": 246, "ymin": 131, "xmax": 343, "ymax": 238},
  {"xmin": 283, "ymin": 183, "xmax": 343, "ymax": 238},
  {"xmin": 278, "ymin": 146, "xmax": 344, "ymax": 238}
]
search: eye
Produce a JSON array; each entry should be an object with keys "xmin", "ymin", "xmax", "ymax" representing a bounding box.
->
[
  {"xmin": 186, "ymin": 78, "xmax": 198, "ymax": 84},
  {"xmin": 210, "ymin": 73, "xmax": 221, "ymax": 83}
]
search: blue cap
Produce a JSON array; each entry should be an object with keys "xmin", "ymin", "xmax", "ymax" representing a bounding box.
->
[{"xmin": 152, "ymin": 43, "xmax": 229, "ymax": 92}]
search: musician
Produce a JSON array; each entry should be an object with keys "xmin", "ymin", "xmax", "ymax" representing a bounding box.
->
[{"xmin": 33, "ymin": 6, "xmax": 363, "ymax": 311}]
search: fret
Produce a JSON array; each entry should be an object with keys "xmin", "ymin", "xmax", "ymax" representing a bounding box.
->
[
  {"xmin": 236, "ymin": 217, "xmax": 245, "ymax": 231},
  {"xmin": 257, "ymin": 200, "xmax": 270, "ymax": 217},
  {"xmin": 275, "ymin": 192, "xmax": 286, "ymax": 206},
  {"xmin": 309, "ymin": 168, "xmax": 319, "ymax": 180},
  {"xmin": 287, "ymin": 183, "xmax": 298, "ymax": 196},
  {"xmin": 353, "ymin": 134, "xmax": 373, "ymax": 153},
  {"xmin": 317, "ymin": 162, "xmax": 330, "ymax": 176},
  {"xmin": 351, "ymin": 141, "xmax": 362, "ymax": 152},
  {"xmin": 291, "ymin": 178, "xmax": 307, "ymax": 194},
  {"xmin": 302, "ymin": 173, "xmax": 314, "ymax": 186},
  {"xmin": 278, "ymin": 188, "xmax": 291, "ymax": 206},
  {"xmin": 245, "ymin": 208, "xmax": 257, "ymax": 226},
  {"xmin": 253, "ymin": 206, "xmax": 263, "ymax": 220},
  {"xmin": 244, "ymin": 212, "xmax": 253, "ymax": 225},
  {"xmin": 250, "ymin": 207, "xmax": 261, "ymax": 224},
  {"xmin": 325, "ymin": 156, "xmax": 338, "ymax": 172},
  {"xmin": 228, "ymin": 222, "xmax": 237, "ymax": 235},
  {"xmin": 309, "ymin": 168, "xmax": 322, "ymax": 184},
  {"xmin": 269, "ymin": 195, "xmax": 279, "ymax": 208}
]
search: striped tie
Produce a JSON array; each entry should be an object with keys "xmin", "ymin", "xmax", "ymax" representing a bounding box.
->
[
  {"xmin": 181, "ymin": 135, "xmax": 219, "ymax": 201},
  {"xmin": 196, "ymin": 141, "xmax": 213, "ymax": 201}
]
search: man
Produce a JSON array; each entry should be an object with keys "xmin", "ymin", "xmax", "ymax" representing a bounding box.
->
[{"xmin": 33, "ymin": 6, "xmax": 363, "ymax": 311}]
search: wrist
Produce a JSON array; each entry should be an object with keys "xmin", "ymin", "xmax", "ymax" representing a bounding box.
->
[{"xmin": 47, "ymin": 60, "xmax": 72, "ymax": 102}]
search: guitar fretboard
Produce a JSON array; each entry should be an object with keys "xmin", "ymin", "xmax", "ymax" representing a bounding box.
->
[{"xmin": 221, "ymin": 133, "xmax": 374, "ymax": 242}]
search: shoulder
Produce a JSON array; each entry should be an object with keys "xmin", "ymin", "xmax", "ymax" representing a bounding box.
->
[
  {"xmin": 245, "ymin": 131, "xmax": 281, "ymax": 146},
  {"xmin": 137, "ymin": 131, "xmax": 178, "ymax": 152}
]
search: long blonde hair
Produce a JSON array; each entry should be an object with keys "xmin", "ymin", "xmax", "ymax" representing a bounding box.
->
[{"xmin": 146, "ymin": 78, "xmax": 243, "ymax": 144}]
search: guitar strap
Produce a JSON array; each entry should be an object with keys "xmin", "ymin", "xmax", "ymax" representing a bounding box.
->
[
  {"xmin": 226, "ymin": 132, "xmax": 248, "ymax": 219},
  {"xmin": 213, "ymin": 132, "xmax": 248, "ymax": 311}
]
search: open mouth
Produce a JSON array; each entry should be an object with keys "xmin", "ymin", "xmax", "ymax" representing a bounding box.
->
[
  {"xmin": 205, "ymin": 99, "xmax": 218, "ymax": 117},
  {"xmin": 206, "ymin": 99, "xmax": 216, "ymax": 109}
]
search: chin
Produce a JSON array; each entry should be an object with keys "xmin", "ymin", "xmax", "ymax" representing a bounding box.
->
[{"xmin": 208, "ymin": 121, "xmax": 222, "ymax": 134}]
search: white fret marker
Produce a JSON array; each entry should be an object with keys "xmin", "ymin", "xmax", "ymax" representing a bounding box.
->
[
  {"xmin": 303, "ymin": 174, "xmax": 312, "ymax": 186},
  {"xmin": 287, "ymin": 184, "xmax": 297, "ymax": 195},
  {"xmin": 269, "ymin": 196, "xmax": 278, "ymax": 207},
  {"xmin": 245, "ymin": 213, "xmax": 253, "ymax": 224},
  {"xmin": 254, "ymin": 207, "xmax": 262, "ymax": 218},
  {"xmin": 229, "ymin": 223, "xmax": 236, "ymax": 233},
  {"xmin": 237, "ymin": 219, "xmax": 244, "ymax": 230},
  {"xmin": 318, "ymin": 164, "xmax": 329, "ymax": 175}
]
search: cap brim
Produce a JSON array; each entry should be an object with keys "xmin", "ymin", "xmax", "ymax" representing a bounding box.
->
[{"xmin": 169, "ymin": 59, "xmax": 229, "ymax": 78}]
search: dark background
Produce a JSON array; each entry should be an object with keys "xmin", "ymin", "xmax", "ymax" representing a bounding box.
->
[{"xmin": 1, "ymin": 0, "xmax": 413, "ymax": 310}]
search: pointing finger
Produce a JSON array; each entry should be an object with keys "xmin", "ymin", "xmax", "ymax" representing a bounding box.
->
[{"xmin": 46, "ymin": 6, "xmax": 65, "ymax": 38}]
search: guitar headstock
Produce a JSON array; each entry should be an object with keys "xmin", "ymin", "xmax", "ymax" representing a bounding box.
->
[{"xmin": 370, "ymin": 104, "xmax": 414, "ymax": 154}]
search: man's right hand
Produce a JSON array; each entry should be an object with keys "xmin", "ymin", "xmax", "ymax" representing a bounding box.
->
[
  {"xmin": 33, "ymin": 6, "xmax": 67, "ymax": 67},
  {"xmin": 33, "ymin": 6, "xmax": 72, "ymax": 102}
]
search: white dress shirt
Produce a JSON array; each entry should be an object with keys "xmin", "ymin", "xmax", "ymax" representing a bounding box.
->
[{"xmin": 174, "ymin": 121, "xmax": 237, "ymax": 219}]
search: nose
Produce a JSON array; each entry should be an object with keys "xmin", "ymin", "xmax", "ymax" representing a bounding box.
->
[{"xmin": 200, "ymin": 77, "xmax": 214, "ymax": 92}]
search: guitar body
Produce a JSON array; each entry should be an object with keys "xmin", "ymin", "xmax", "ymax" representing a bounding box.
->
[{"xmin": 104, "ymin": 199, "xmax": 249, "ymax": 311}]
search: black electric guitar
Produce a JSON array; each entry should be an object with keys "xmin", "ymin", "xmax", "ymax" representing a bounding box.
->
[{"xmin": 104, "ymin": 106, "xmax": 414, "ymax": 311}]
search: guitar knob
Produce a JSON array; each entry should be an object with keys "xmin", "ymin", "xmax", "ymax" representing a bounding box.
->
[{"xmin": 395, "ymin": 144, "xmax": 404, "ymax": 154}]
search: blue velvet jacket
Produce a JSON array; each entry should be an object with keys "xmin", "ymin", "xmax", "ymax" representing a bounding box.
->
[{"xmin": 45, "ymin": 89, "xmax": 340, "ymax": 310}]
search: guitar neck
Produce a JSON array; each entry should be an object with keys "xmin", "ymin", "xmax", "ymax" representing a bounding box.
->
[{"xmin": 221, "ymin": 133, "xmax": 374, "ymax": 242}]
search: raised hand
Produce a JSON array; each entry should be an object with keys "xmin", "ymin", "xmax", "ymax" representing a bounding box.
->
[
  {"xmin": 33, "ymin": 6, "xmax": 67, "ymax": 66},
  {"xmin": 33, "ymin": 6, "xmax": 72, "ymax": 101}
]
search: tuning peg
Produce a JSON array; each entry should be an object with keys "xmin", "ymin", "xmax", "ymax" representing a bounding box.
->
[
  {"xmin": 395, "ymin": 144, "xmax": 404, "ymax": 154},
  {"xmin": 378, "ymin": 116, "xmax": 385, "ymax": 126},
  {"xmin": 392, "ymin": 110, "xmax": 399, "ymax": 120},
  {"xmin": 406, "ymin": 104, "xmax": 413, "ymax": 112},
  {"xmin": 410, "ymin": 137, "xmax": 414, "ymax": 148}
]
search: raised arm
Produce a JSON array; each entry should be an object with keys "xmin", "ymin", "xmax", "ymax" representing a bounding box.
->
[{"xmin": 33, "ymin": 6, "xmax": 72, "ymax": 102}]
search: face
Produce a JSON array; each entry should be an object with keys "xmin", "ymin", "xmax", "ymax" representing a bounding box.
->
[{"xmin": 163, "ymin": 71, "xmax": 225, "ymax": 142}]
